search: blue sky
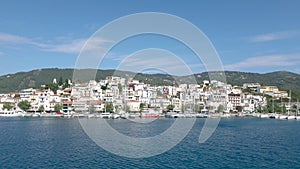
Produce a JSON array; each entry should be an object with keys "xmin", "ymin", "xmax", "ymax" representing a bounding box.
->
[{"xmin": 0, "ymin": 0, "xmax": 300, "ymax": 76}]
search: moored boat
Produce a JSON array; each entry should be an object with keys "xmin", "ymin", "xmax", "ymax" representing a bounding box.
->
[
  {"xmin": 196, "ymin": 113, "xmax": 208, "ymax": 118},
  {"xmin": 100, "ymin": 112, "xmax": 111, "ymax": 118},
  {"xmin": 287, "ymin": 115, "xmax": 296, "ymax": 120},
  {"xmin": 221, "ymin": 113, "xmax": 231, "ymax": 118},
  {"xmin": 260, "ymin": 114, "xmax": 270, "ymax": 118},
  {"xmin": 31, "ymin": 113, "xmax": 41, "ymax": 117},
  {"xmin": 140, "ymin": 113, "xmax": 159, "ymax": 118},
  {"xmin": 274, "ymin": 114, "xmax": 280, "ymax": 119},
  {"xmin": 0, "ymin": 110, "xmax": 25, "ymax": 117},
  {"xmin": 112, "ymin": 114, "xmax": 121, "ymax": 119},
  {"xmin": 279, "ymin": 115, "xmax": 288, "ymax": 120},
  {"xmin": 128, "ymin": 113, "xmax": 138, "ymax": 118}
]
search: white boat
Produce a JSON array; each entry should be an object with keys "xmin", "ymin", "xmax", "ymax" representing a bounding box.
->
[
  {"xmin": 23, "ymin": 113, "xmax": 32, "ymax": 117},
  {"xmin": 129, "ymin": 113, "xmax": 138, "ymax": 118},
  {"xmin": 279, "ymin": 115, "xmax": 288, "ymax": 120},
  {"xmin": 170, "ymin": 113, "xmax": 186, "ymax": 118},
  {"xmin": 184, "ymin": 113, "xmax": 197, "ymax": 118},
  {"xmin": 120, "ymin": 112, "xmax": 129, "ymax": 119},
  {"xmin": 88, "ymin": 114, "xmax": 95, "ymax": 118},
  {"xmin": 275, "ymin": 114, "xmax": 281, "ymax": 119},
  {"xmin": 112, "ymin": 114, "xmax": 120, "ymax": 119},
  {"xmin": 31, "ymin": 113, "xmax": 41, "ymax": 117},
  {"xmin": 72, "ymin": 113, "xmax": 86, "ymax": 118},
  {"xmin": 100, "ymin": 112, "xmax": 111, "ymax": 118},
  {"xmin": 260, "ymin": 114, "xmax": 270, "ymax": 118},
  {"xmin": 165, "ymin": 112, "xmax": 185, "ymax": 118},
  {"xmin": 287, "ymin": 115, "xmax": 296, "ymax": 120},
  {"xmin": 196, "ymin": 113, "xmax": 208, "ymax": 118},
  {"xmin": 208, "ymin": 114, "xmax": 222, "ymax": 118},
  {"xmin": 64, "ymin": 114, "xmax": 72, "ymax": 118},
  {"xmin": 221, "ymin": 113, "xmax": 231, "ymax": 118},
  {"xmin": 296, "ymin": 116, "xmax": 300, "ymax": 120},
  {"xmin": 0, "ymin": 110, "xmax": 25, "ymax": 117}
]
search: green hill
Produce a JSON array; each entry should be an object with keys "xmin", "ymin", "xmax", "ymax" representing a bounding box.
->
[{"xmin": 0, "ymin": 69, "xmax": 299, "ymax": 99}]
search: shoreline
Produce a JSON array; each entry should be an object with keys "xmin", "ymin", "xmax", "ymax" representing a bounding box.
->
[{"xmin": 2, "ymin": 112, "xmax": 300, "ymax": 120}]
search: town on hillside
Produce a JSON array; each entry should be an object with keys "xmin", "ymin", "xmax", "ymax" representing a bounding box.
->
[{"xmin": 0, "ymin": 76, "xmax": 297, "ymax": 118}]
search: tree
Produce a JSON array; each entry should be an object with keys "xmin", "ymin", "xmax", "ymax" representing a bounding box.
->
[
  {"xmin": 101, "ymin": 83, "xmax": 109, "ymax": 91},
  {"xmin": 217, "ymin": 104, "xmax": 225, "ymax": 113},
  {"xmin": 242, "ymin": 87, "xmax": 252, "ymax": 93},
  {"xmin": 18, "ymin": 100, "xmax": 31, "ymax": 111},
  {"xmin": 195, "ymin": 105, "xmax": 204, "ymax": 112},
  {"xmin": 206, "ymin": 105, "xmax": 214, "ymax": 111},
  {"xmin": 167, "ymin": 104, "xmax": 175, "ymax": 111},
  {"xmin": 274, "ymin": 102, "xmax": 282, "ymax": 113},
  {"xmin": 292, "ymin": 104, "xmax": 298, "ymax": 111},
  {"xmin": 38, "ymin": 105, "xmax": 45, "ymax": 112},
  {"xmin": 62, "ymin": 79, "xmax": 70, "ymax": 89},
  {"xmin": 282, "ymin": 105, "xmax": 287, "ymax": 114},
  {"xmin": 118, "ymin": 83, "xmax": 122, "ymax": 93},
  {"xmin": 266, "ymin": 100, "xmax": 281, "ymax": 113},
  {"xmin": 236, "ymin": 106, "xmax": 243, "ymax": 112},
  {"xmin": 89, "ymin": 104, "xmax": 96, "ymax": 113},
  {"xmin": 139, "ymin": 103, "xmax": 146, "ymax": 112},
  {"xmin": 46, "ymin": 83, "xmax": 59, "ymax": 94},
  {"xmin": 105, "ymin": 102, "xmax": 114, "ymax": 112},
  {"xmin": 125, "ymin": 105, "xmax": 130, "ymax": 112},
  {"xmin": 3, "ymin": 103, "xmax": 14, "ymax": 110},
  {"xmin": 157, "ymin": 90, "xmax": 164, "ymax": 97},
  {"xmin": 181, "ymin": 104, "xmax": 186, "ymax": 113},
  {"xmin": 115, "ymin": 105, "xmax": 121, "ymax": 113},
  {"xmin": 257, "ymin": 106, "xmax": 263, "ymax": 113},
  {"xmin": 54, "ymin": 104, "xmax": 62, "ymax": 112},
  {"xmin": 58, "ymin": 76, "xmax": 63, "ymax": 86},
  {"xmin": 262, "ymin": 106, "xmax": 268, "ymax": 113}
]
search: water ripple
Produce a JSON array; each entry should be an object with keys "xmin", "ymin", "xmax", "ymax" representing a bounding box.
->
[{"xmin": 0, "ymin": 118, "xmax": 300, "ymax": 168}]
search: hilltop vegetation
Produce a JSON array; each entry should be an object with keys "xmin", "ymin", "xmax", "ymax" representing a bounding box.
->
[{"xmin": 0, "ymin": 68, "xmax": 300, "ymax": 100}]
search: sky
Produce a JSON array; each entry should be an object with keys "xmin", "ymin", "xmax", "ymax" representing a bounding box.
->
[{"xmin": 0, "ymin": 0, "xmax": 300, "ymax": 76}]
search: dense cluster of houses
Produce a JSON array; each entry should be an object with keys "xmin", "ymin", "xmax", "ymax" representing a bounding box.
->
[{"xmin": 0, "ymin": 76, "xmax": 291, "ymax": 114}]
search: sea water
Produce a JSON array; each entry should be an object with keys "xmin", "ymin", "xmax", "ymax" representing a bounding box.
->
[{"xmin": 0, "ymin": 117, "xmax": 299, "ymax": 168}]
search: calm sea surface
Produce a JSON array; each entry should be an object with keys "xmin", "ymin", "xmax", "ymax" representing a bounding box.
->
[{"xmin": 1, "ymin": 117, "xmax": 300, "ymax": 168}]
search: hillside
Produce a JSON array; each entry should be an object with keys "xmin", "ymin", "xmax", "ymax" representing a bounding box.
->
[{"xmin": 0, "ymin": 69, "xmax": 299, "ymax": 98}]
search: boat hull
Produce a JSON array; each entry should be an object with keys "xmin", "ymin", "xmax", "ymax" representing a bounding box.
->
[{"xmin": 0, "ymin": 111, "xmax": 24, "ymax": 117}]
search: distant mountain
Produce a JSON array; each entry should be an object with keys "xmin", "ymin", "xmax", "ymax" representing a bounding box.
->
[
  {"xmin": 0, "ymin": 68, "xmax": 299, "ymax": 97},
  {"xmin": 225, "ymin": 71, "xmax": 300, "ymax": 92}
]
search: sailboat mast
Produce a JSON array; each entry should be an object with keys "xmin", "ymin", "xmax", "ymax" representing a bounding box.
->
[
  {"xmin": 297, "ymin": 99, "xmax": 299, "ymax": 117},
  {"xmin": 272, "ymin": 96, "xmax": 274, "ymax": 113},
  {"xmin": 281, "ymin": 96, "xmax": 283, "ymax": 113},
  {"xmin": 288, "ymin": 90, "xmax": 292, "ymax": 115}
]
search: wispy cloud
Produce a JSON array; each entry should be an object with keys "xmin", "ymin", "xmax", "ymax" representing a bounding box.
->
[
  {"xmin": 0, "ymin": 32, "xmax": 39, "ymax": 46},
  {"xmin": 0, "ymin": 32, "xmax": 109, "ymax": 54},
  {"xmin": 115, "ymin": 49, "xmax": 196, "ymax": 75},
  {"xmin": 104, "ymin": 53, "xmax": 129, "ymax": 61},
  {"xmin": 250, "ymin": 31, "xmax": 300, "ymax": 42},
  {"xmin": 101, "ymin": 52, "xmax": 205, "ymax": 75},
  {"xmin": 41, "ymin": 39, "xmax": 87, "ymax": 54},
  {"xmin": 225, "ymin": 54, "xmax": 300, "ymax": 71}
]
